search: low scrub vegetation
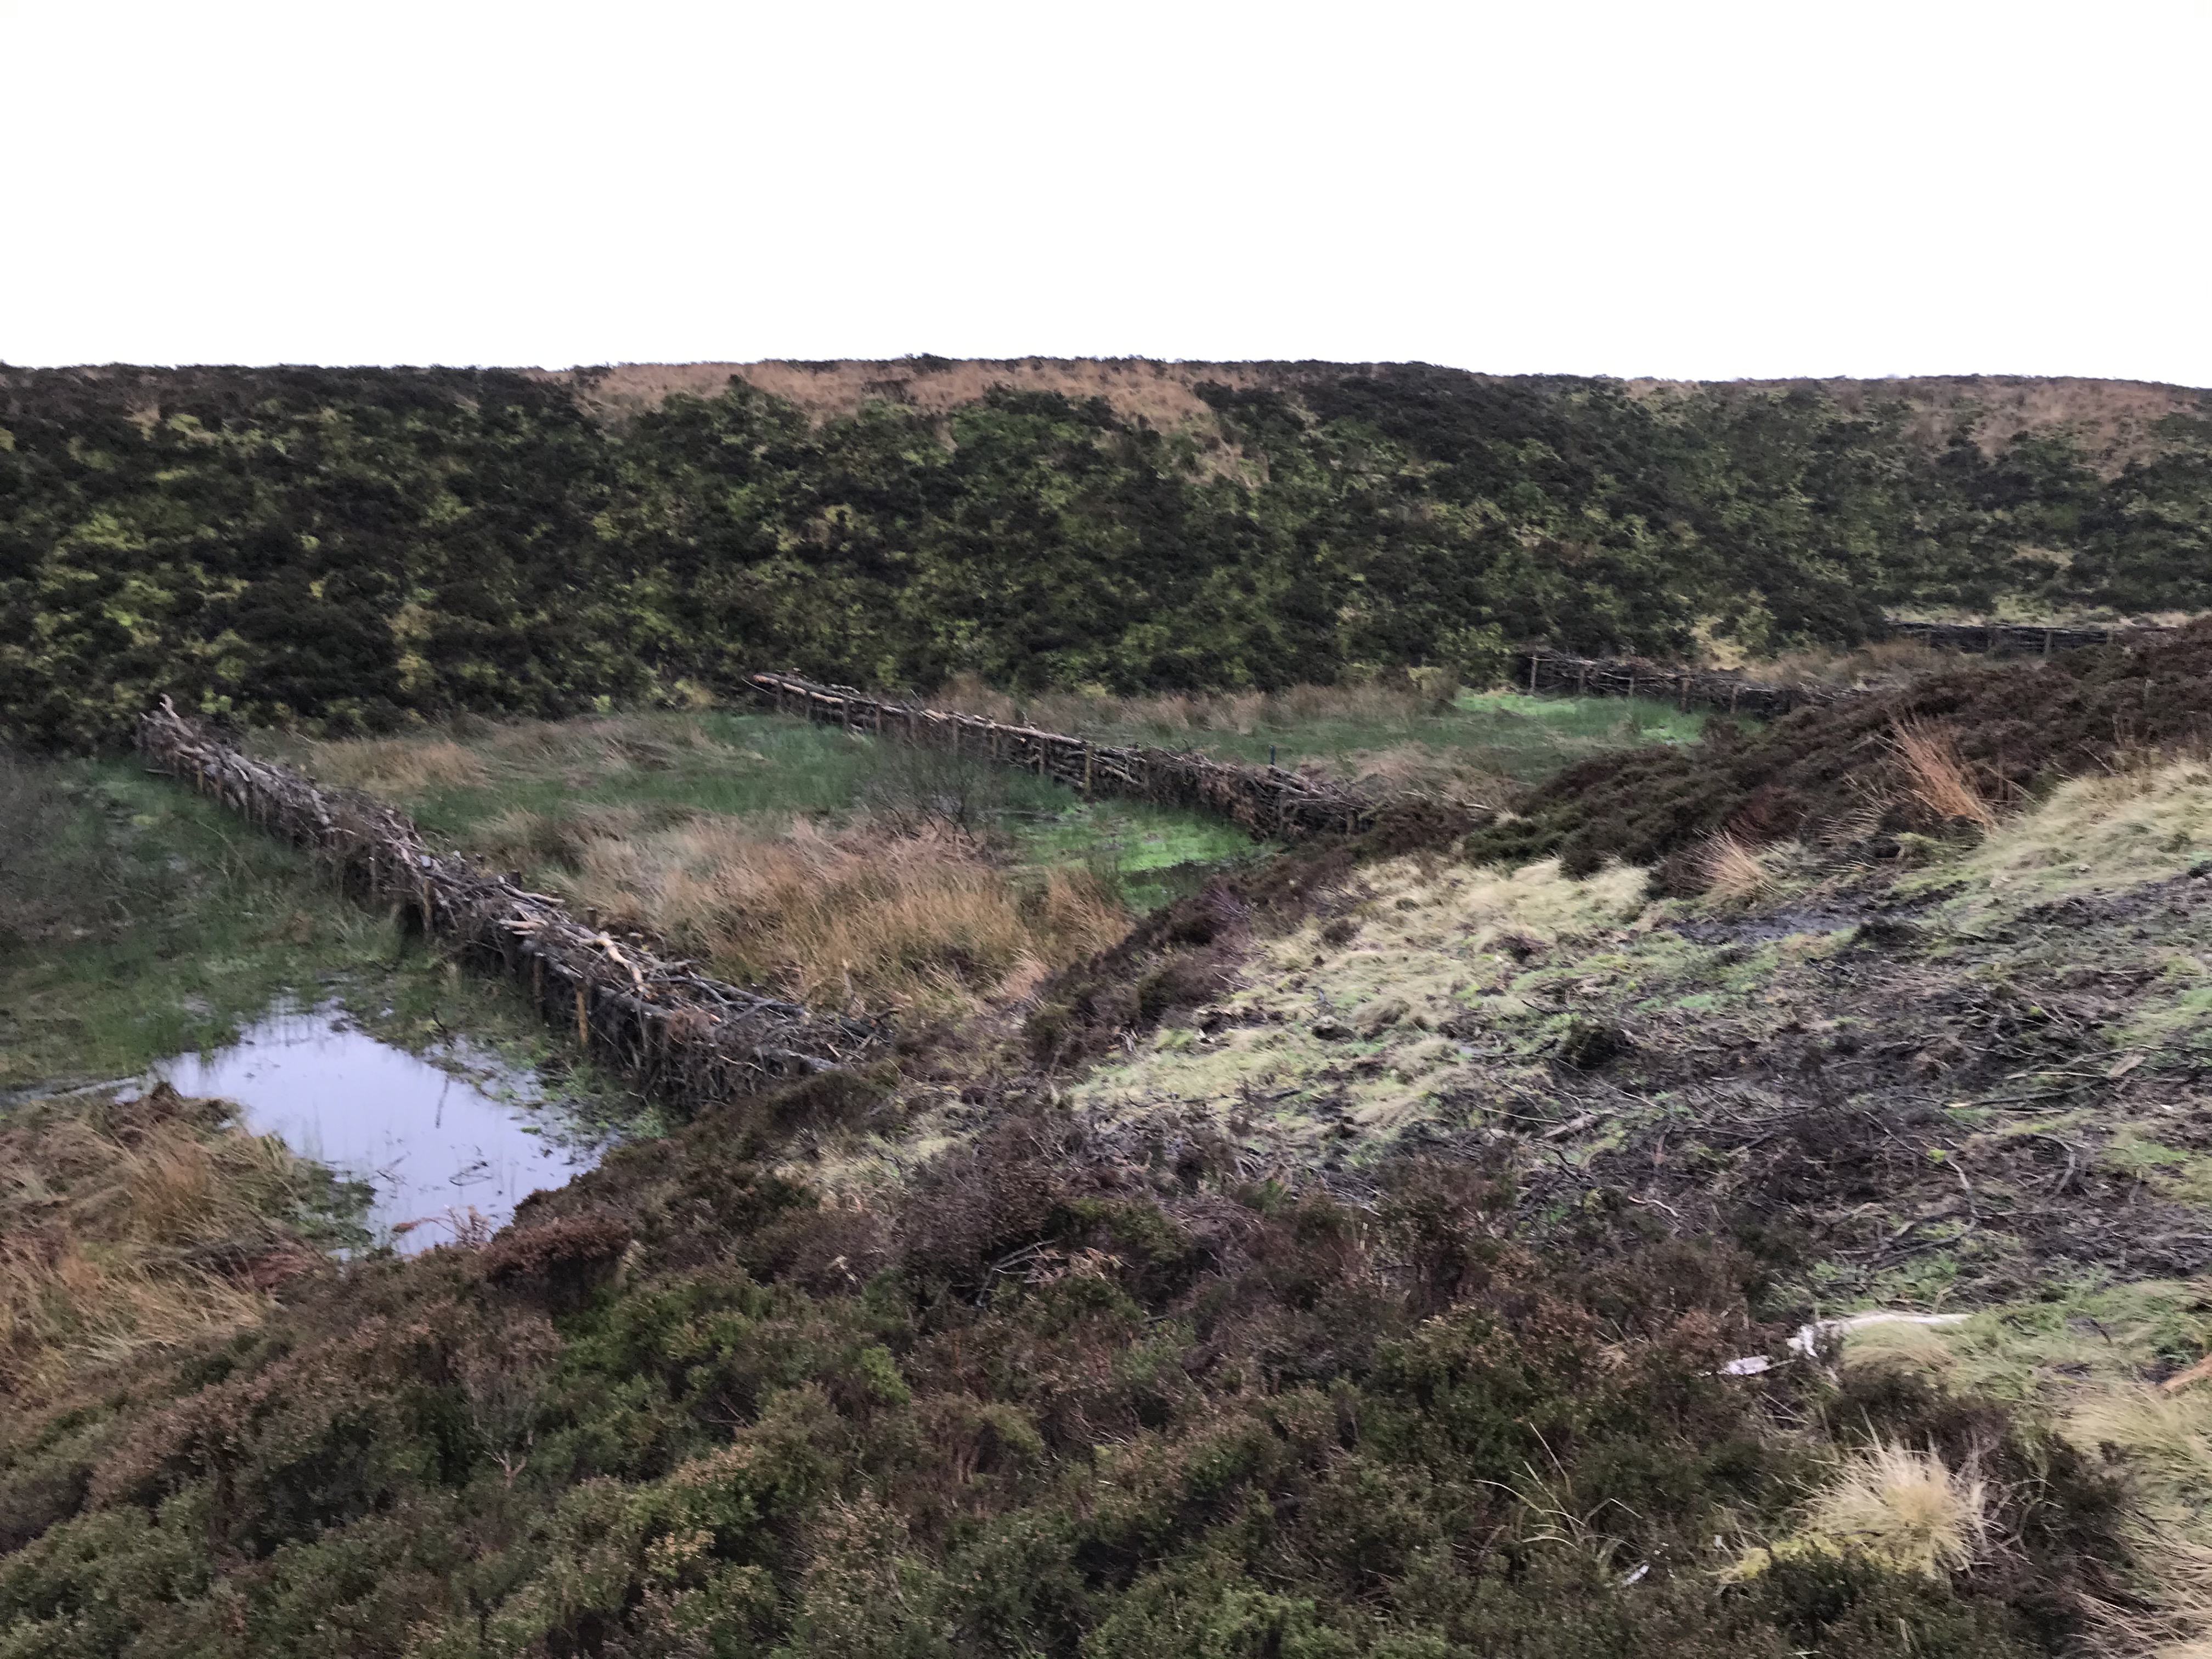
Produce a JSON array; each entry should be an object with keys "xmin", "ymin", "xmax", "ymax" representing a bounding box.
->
[
  {"xmin": 9, "ymin": 363, "xmax": 2210, "ymax": 750},
  {"xmin": 0, "ymin": 1108, "xmax": 2117, "ymax": 1657}
]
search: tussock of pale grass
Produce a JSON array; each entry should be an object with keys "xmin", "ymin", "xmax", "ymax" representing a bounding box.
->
[
  {"xmin": 1696, "ymin": 831, "xmax": 1773, "ymax": 905},
  {"xmin": 558, "ymin": 815, "xmax": 1132, "ymax": 1015},
  {"xmin": 297, "ymin": 735, "xmax": 489, "ymax": 794},
  {"xmin": 1, "ymin": 1088, "xmax": 349, "ymax": 1401},
  {"xmin": 1890, "ymin": 718, "xmax": 1997, "ymax": 828},
  {"xmin": 2066, "ymin": 1385, "xmax": 2212, "ymax": 1656},
  {"xmin": 1800, "ymin": 1440, "xmax": 1990, "ymax": 1579}
]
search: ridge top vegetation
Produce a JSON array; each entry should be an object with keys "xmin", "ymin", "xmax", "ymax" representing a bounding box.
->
[{"xmin": 5, "ymin": 359, "xmax": 2209, "ymax": 751}]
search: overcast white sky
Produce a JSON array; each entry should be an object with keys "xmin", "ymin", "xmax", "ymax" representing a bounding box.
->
[{"xmin": 3, "ymin": 1, "xmax": 2207, "ymax": 383}]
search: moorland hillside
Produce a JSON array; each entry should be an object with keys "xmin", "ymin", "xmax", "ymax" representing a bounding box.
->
[{"xmin": 4, "ymin": 359, "xmax": 2208, "ymax": 747}]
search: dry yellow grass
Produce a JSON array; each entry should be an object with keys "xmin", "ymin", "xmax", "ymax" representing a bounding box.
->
[
  {"xmin": 1912, "ymin": 747, "xmax": 2212, "ymax": 928},
  {"xmin": 291, "ymin": 735, "xmax": 489, "ymax": 794},
  {"xmin": 1802, "ymin": 1440, "xmax": 1990, "ymax": 1579},
  {"xmin": 286, "ymin": 714, "xmax": 737, "ymax": 799},
  {"xmin": 1827, "ymin": 1296, "xmax": 2212, "ymax": 1656},
  {"xmin": 1331, "ymin": 743, "xmax": 1507, "ymax": 805},
  {"xmin": 2069, "ymin": 1384, "xmax": 2212, "ymax": 1658},
  {"xmin": 1890, "ymin": 718, "xmax": 1998, "ymax": 828},
  {"xmin": 1731, "ymin": 1440, "xmax": 1990, "ymax": 1584},
  {"xmin": 1, "ymin": 1087, "xmax": 343, "ymax": 1401},
  {"xmin": 475, "ymin": 811, "xmax": 1131, "ymax": 1016},
  {"xmin": 1696, "ymin": 831, "xmax": 1774, "ymax": 905}
]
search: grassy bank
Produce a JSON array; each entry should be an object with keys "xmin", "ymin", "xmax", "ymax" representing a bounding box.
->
[
  {"xmin": 934, "ymin": 676, "xmax": 1713, "ymax": 794},
  {"xmin": 0, "ymin": 1084, "xmax": 2121, "ymax": 1659}
]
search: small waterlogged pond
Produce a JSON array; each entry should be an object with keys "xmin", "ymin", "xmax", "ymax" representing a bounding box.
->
[{"xmin": 150, "ymin": 1005, "xmax": 604, "ymax": 1251}]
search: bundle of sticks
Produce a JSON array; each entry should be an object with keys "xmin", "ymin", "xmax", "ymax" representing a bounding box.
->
[
  {"xmin": 745, "ymin": 672, "xmax": 1384, "ymax": 839},
  {"xmin": 1884, "ymin": 619, "xmax": 2172, "ymax": 656},
  {"xmin": 1514, "ymin": 651, "xmax": 1849, "ymax": 717},
  {"xmin": 139, "ymin": 698, "xmax": 878, "ymax": 1108}
]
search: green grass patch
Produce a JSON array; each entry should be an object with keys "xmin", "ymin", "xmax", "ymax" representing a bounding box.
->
[
  {"xmin": 1035, "ymin": 687, "xmax": 1715, "ymax": 786},
  {"xmin": 286, "ymin": 709, "xmax": 1262, "ymax": 912}
]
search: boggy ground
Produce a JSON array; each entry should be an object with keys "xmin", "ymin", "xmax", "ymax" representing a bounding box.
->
[
  {"xmin": 9, "ymin": 685, "xmax": 2212, "ymax": 1655},
  {"xmin": 1045, "ymin": 755, "xmax": 2212, "ymax": 1308}
]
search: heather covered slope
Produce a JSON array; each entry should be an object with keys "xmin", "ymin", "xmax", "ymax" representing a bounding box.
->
[
  {"xmin": 5, "ymin": 361, "xmax": 2210, "ymax": 748},
  {"xmin": 1465, "ymin": 620, "xmax": 2212, "ymax": 879}
]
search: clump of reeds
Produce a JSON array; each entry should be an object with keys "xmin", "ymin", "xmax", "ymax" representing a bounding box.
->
[{"xmin": 1889, "ymin": 718, "xmax": 1997, "ymax": 829}]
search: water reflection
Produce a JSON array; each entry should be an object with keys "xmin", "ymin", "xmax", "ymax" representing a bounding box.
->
[{"xmin": 152, "ymin": 1006, "xmax": 601, "ymax": 1251}]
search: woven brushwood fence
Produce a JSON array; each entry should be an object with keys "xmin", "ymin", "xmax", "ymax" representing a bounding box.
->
[
  {"xmin": 1883, "ymin": 618, "xmax": 2173, "ymax": 656},
  {"xmin": 1513, "ymin": 618, "xmax": 2168, "ymax": 718},
  {"xmin": 744, "ymin": 672, "xmax": 1381, "ymax": 839},
  {"xmin": 1512, "ymin": 651, "xmax": 1851, "ymax": 718},
  {"xmin": 138, "ymin": 698, "xmax": 878, "ymax": 1110}
]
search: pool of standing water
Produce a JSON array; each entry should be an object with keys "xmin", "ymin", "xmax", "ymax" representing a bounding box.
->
[{"xmin": 150, "ymin": 1004, "xmax": 603, "ymax": 1250}]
